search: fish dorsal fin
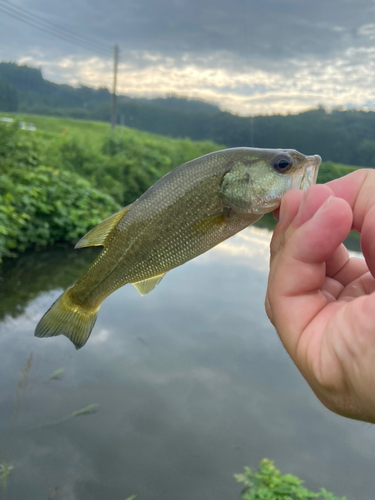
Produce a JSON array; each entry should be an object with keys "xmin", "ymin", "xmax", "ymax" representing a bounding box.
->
[
  {"xmin": 75, "ymin": 205, "xmax": 131, "ymax": 249},
  {"xmin": 132, "ymin": 273, "xmax": 167, "ymax": 296}
]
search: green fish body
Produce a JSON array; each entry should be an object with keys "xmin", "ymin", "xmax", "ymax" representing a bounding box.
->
[{"xmin": 35, "ymin": 147, "xmax": 321, "ymax": 349}]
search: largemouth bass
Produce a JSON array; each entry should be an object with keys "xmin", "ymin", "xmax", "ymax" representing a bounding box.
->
[{"xmin": 35, "ymin": 147, "xmax": 321, "ymax": 349}]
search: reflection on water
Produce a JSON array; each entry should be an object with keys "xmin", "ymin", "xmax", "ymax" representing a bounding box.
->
[
  {"xmin": 0, "ymin": 227, "xmax": 373, "ymax": 500},
  {"xmin": 0, "ymin": 245, "xmax": 101, "ymax": 321}
]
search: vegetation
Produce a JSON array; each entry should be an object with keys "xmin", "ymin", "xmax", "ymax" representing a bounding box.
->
[
  {"xmin": 0, "ymin": 117, "xmax": 220, "ymax": 262},
  {"xmin": 3, "ymin": 62, "xmax": 375, "ymax": 168},
  {"xmin": 0, "ymin": 459, "xmax": 348, "ymax": 499},
  {"xmin": 234, "ymin": 459, "xmax": 345, "ymax": 500},
  {"xmin": 316, "ymin": 161, "xmax": 358, "ymax": 184},
  {"xmin": 0, "ymin": 462, "xmax": 14, "ymax": 490},
  {"xmin": 0, "ymin": 80, "xmax": 18, "ymax": 111},
  {"xmin": 0, "ymin": 113, "xmax": 363, "ymax": 262},
  {"xmin": 0, "ymin": 122, "xmax": 121, "ymax": 261},
  {"xmin": 0, "ymin": 62, "xmax": 219, "ymax": 119}
]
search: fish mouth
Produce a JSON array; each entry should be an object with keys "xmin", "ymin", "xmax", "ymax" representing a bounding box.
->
[{"xmin": 300, "ymin": 154, "xmax": 321, "ymax": 190}]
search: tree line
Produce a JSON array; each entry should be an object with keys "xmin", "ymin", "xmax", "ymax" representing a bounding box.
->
[{"xmin": 1, "ymin": 62, "xmax": 375, "ymax": 167}]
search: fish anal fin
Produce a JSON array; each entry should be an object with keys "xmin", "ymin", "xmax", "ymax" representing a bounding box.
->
[
  {"xmin": 75, "ymin": 205, "xmax": 131, "ymax": 249},
  {"xmin": 132, "ymin": 273, "xmax": 167, "ymax": 296}
]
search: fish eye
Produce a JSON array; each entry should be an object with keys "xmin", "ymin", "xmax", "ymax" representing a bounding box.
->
[{"xmin": 272, "ymin": 155, "xmax": 293, "ymax": 174}]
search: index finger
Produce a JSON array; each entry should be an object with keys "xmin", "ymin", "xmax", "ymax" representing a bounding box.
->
[{"xmin": 266, "ymin": 186, "xmax": 352, "ymax": 357}]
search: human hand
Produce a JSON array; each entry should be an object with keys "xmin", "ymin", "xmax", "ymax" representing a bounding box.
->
[{"xmin": 266, "ymin": 169, "xmax": 375, "ymax": 423}]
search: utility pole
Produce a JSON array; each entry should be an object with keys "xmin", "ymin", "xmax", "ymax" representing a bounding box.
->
[
  {"xmin": 250, "ymin": 115, "xmax": 255, "ymax": 147},
  {"xmin": 110, "ymin": 44, "xmax": 119, "ymax": 132}
]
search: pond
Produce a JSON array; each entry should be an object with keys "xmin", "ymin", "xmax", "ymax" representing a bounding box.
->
[{"xmin": 0, "ymin": 226, "xmax": 374, "ymax": 500}]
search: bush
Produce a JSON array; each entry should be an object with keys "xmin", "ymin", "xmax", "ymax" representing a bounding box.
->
[
  {"xmin": 234, "ymin": 459, "xmax": 346, "ymax": 500},
  {"xmin": 101, "ymin": 133, "xmax": 173, "ymax": 203},
  {"xmin": 0, "ymin": 164, "xmax": 120, "ymax": 261},
  {"xmin": 0, "ymin": 119, "xmax": 221, "ymax": 261},
  {"xmin": 55, "ymin": 129, "xmax": 221, "ymax": 205},
  {"xmin": 0, "ymin": 121, "xmax": 46, "ymax": 167},
  {"xmin": 317, "ymin": 161, "xmax": 358, "ymax": 184},
  {"xmin": 0, "ymin": 122, "xmax": 120, "ymax": 261}
]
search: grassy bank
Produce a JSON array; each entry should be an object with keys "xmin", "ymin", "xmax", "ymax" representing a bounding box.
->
[
  {"xmin": 0, "ymin": 113, "xmax": 362, "ymax": 261},
  {"xmin": 0, "ymin": 115, "xmax": 221, "ymax": 261}
]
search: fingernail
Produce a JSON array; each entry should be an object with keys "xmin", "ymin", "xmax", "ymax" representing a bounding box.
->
[
  {"xmin": 314, "ymin": 196, "xmax": 333, "ymax": 216},
  {"xmin": 314, "ymin": 196, "xmax": 334, "ymax": 217}
]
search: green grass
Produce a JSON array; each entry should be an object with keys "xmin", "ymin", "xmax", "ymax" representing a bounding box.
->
[
  {"xmin": 0, "ymin": 112, "xmax": 221, "ymax": 152},
  {"xmin": 1, "ymin": 112, "xmax": 111, "ymax": 138}
]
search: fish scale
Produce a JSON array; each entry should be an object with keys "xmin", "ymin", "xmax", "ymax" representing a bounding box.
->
[{"xmin": 34, "ymin": 147, "xmax": 321, "ymax": 349}]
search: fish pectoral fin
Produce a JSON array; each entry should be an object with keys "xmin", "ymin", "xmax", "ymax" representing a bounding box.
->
[
  {"xmin": 190, "ymin": 209, "xmax": 230, "ymax": 233},
  {"xmin": 75, "ymin": 205, "xmax": 132, "ymax": 249},
  {"xmin": 132, "ymin": 273, "xmax": 167, "ymax": 296}
]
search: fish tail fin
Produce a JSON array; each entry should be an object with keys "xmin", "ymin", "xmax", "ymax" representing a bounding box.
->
[{"xmin": 34, "ymin": 289, "xmax": 99, "ymax": 350}]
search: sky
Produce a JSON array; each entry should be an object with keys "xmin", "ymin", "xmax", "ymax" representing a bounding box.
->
[{"xmin": 1, "ymin": 0, "xmax": 375, "ymax": 115}]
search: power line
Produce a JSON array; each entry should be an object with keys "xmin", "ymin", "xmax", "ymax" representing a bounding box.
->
[
  {"xmin": 0, "ymin": 0, "xmax": 111, "ymax": 52},
  {"xmin": 0, "ymin": 0, "xmax": 112, "ymax": 54},
  {"xmin": 0, "ymin": 0, "xmax": 112, "ymax": 56},
  {"xmin": 0, "ymin": 3, "xmax": 111, "ymax": 56}
]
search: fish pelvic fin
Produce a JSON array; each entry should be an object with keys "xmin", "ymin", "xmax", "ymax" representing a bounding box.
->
[
  {"xmin": 34, "ymin": 289, "xmax": 99, "ymax": 350},
  {"xmin": 75, "ymin": 204, "xmax": 132, "ymax": 249},
  {"xmin": 132, "ymin": 273, "xmax": 167, "ymax": 296}
]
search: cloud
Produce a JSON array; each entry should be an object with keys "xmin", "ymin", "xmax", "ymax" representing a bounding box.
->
[
  {"xmin": 2, "ymin": 0, "xmax": 375, "ymax": 114},
  {"xmin": 13, "ymin": 45, "xmax": 375, "ymax": 115}
]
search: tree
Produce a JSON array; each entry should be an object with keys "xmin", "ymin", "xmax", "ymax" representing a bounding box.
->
[{"xmin": 0, "ymin": 81, "xmax": 18, "ymax": 112}]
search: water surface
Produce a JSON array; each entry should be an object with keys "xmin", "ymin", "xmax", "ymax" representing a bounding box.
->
[{"xmin": 0, "ymin": 227, "xmax": 374, "ymax": 500}]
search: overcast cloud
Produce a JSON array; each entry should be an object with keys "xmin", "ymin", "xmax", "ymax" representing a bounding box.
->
[{"xmin": 1, "ymin": 0, "xmax": 375, "ymax": 114}]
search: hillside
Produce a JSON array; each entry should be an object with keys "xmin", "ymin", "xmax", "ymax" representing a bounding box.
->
[
  {"xmin": 1, "ymin": 63, "xmax": 375, "ymax": 169},
  {"xmin": 0, "ymin": 63, "xmax": 375, "ymax": 167},
  {"xmin": 0, "ymin": 62, "xmax": 219, "ymax": 116}
]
